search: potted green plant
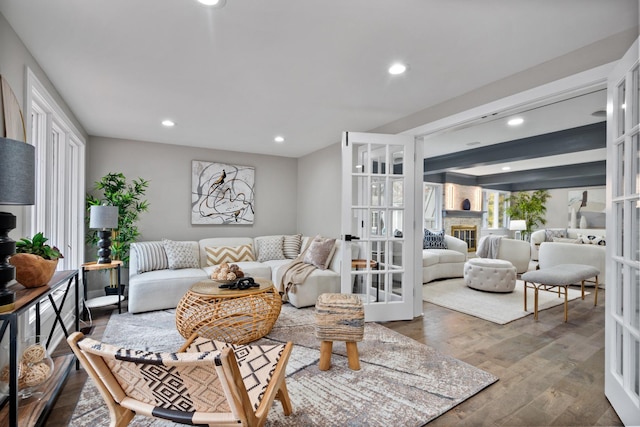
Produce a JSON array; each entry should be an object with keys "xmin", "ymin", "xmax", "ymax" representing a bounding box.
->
[
  {"xmin": 10, "ymin": 232, "xmax": 64, "ymax": 288},
  {"xmin": 506, "ymin": 189, "xmax": 551, "ymax": 240},
  {"xmin": 86, "ymin": 172, "xmax": 149, "ymax": 295}
]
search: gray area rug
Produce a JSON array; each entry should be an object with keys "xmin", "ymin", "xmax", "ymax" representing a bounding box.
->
[
  {"xmin": 423, "ymin": 278, "xmax": 589, "ymax": 324},
  {"xmin": 70, "ymin": 304, "xmax": 497, "ymax": 426}
]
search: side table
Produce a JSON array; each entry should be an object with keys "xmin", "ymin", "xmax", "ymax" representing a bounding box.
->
[
  {"xmin": 81, "ymin": 261, "xmax": 123, "ymax": 317},
  {"xmin": 0, "ymin": 270, "xmax": 79, "ymax": 427},
  {"xmin": 175, "ymin": 278, "xmax": 281, "ymax": 344}
]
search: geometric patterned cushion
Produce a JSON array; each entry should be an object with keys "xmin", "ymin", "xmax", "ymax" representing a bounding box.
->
[
  {"xmin": 132, "ymin": 241, "xmax": 168, "ymax": 274},
  {"xmin": 205, "ymin": 244, "xmax": 256, "ymax": 266},
  {"xmin": 283, "ymin": 234, "xmax": 303, "ymax": 259},
  {"xmin": 255, "ymin": 236, "xmax": 286, "ymax": 262},
  {"xmin": 162, "ymin": 239, "xmax": 200, "ymax": 269},
  {"xmin": 423, "ymin": 229, "xmax": 447, "ymax": 249},
  {"xmin": 77, "ymin": 337, "xmax": 230, "ymax": 414},
  {"xmin": 184, "ymin": 337, "xmax": 286, "ymax": 410},
  {"xmin": 545, "ymin": 228, "xmax": 567, "ymax": 242}
]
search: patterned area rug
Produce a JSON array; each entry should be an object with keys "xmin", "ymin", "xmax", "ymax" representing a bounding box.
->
[
  {"xmin": 70, "ymin": 304, "xmax": 498, "ymax": 426},
  {"xmin": 423, "ymin": 278, "xmax": 589, "ymax": 324}
]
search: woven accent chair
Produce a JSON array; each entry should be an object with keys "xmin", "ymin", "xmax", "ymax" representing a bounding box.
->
[{"xmin": 67, "ymin": 332, "xmax": 293, "ymax": 427}]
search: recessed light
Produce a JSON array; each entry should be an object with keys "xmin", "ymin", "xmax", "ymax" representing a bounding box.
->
[
  {"xmin": 507, "ymin": 117, "xmax": 524, "ymax": 126},
  {"xmin": 388, "ymin": 63, "xmax": 407, "ymax": 75},
  {"xmin": 161, "ymin": 120, "xmax": 175, "ymax": 127},
  {"xmin": 274, "ymin": 136, "xmax": 285, "ymax": 143},
  {"xmin": 197, "ymin": 0, "xmax": 226, "ymax": 7},
  {"xmin": 502, "ymin": 166, "xmax": 511, "ymax": 171},
  {"xmin": 591, "ymin": 110, "xmax": 606, "ymax": 117},
  {"xmin": 466, "ymin": 141, "xmax": 481, "ymax": 146}
]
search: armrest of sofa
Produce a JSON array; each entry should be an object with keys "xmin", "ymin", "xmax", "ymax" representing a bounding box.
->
[
  {"xmin": 530, "ymin": 229, "xmax": 546, "ymax": 261},
  {"xmin": 444, "ymin": 235, "xmax": 468, "ymax": 255}
]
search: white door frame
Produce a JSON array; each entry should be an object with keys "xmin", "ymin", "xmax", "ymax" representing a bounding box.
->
[{"xmin": 604, "ymin": 36, "xmax": 640, "ymax": 426}]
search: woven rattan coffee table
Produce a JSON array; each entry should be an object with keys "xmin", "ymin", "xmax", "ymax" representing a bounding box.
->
[{"xmin": 175, "ymin": 278, "xmax": 282, "ymax": 344}]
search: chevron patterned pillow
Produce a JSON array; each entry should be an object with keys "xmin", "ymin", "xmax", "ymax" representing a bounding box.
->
[{"xmin": 205, "ymin": 244, "xmax": 256, "ymax": 266}]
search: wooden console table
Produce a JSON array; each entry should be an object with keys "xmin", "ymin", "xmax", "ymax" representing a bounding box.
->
[{"xmin": 0, "ymin": 270, "xmax": 79, "ymax": 427}]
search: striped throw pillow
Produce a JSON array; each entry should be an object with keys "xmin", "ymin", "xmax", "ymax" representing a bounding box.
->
[
  {"xmin": 205, "ymin": 244, "xmax": 256, "ymax": 266},
  {"xmin": 132, "ymin": 242, "xmax": 168, "ymax": 274},
  {"xmin": 283, "ymin": 234, "xmax": 302, "ymax": 259}
]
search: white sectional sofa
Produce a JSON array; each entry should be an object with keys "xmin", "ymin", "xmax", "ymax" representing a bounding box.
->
[
  {"xmin": 422, "ymin": 235, "xmax": 468, "ymax": 283},
  {"xmin": 128, "ymin": 235, "xmax": 344, "ymax": 313},
  {"xmin": 531, "ymin": 228, "xmax": 606, "ymax": 285}
]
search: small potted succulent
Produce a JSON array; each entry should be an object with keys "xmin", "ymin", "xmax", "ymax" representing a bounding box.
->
[{"xmin": 10, "ymin": 232, "xmax": 64, "ymax": 288}]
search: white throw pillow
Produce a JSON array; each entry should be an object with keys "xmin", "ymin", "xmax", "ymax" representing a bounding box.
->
[
  {"xmin": 256, "ymin": 236, "xmax": 286, "ymax": 262},
  {"xmin": 162, "ymin": 239, "xmax": 199, "ymax": 269}
]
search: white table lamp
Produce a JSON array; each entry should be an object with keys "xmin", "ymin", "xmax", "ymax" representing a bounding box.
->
[{"xmin": 509, "ymin": 220, "xmax": 527, "ymax": 240}]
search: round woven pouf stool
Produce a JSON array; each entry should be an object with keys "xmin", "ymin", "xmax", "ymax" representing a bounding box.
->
[
  {"xmin": 175, "ymin": 278, "xmax": 281, "ymax": 344},
  {"xmin": 464, "ymin": 258, "xmax": 517, "ymax": 292},
  {"xmin": 315, "ymin": 293, "xmax": 364, "ymax": 371}
]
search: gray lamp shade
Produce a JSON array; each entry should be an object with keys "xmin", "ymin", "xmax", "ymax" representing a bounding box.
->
[
  {"xmin": 0, "ymin": 137, "xmax": 35, "ymax": 205},
  {"xmin": 90, "ymin": 205, "xmax": 119, "ymax": 229}
]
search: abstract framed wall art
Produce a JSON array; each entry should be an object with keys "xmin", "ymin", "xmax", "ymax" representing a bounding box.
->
[{"xmin": 191, "ymin": 160, "xmax": 255, "ymax": 225}]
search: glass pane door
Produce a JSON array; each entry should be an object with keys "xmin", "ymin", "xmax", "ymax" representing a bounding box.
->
[
  {"xmin": 341, "ymin": 132, "xmax": 418, "ymax": 322},
  {"xmin": 605, "ymin": 37, "xmax": 640, "ymax": 425}
]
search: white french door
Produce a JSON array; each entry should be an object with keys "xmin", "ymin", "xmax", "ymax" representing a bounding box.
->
[
  {"xmin": 605, "ymin": 37, "xmax": 640, "ymax": 426},
  {"xmin": 341, "ymin": 132, "xmax": 423, "ymax": 322}
]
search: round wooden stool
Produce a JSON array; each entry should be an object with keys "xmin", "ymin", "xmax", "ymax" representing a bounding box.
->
[{"xmin": 315, "ymin": 293, "xmax": 364, "ymax": 371}]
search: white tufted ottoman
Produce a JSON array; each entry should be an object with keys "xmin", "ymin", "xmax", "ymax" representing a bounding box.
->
[{"xmin": 464, "ymin": 258, "xmax": 517, "ymax": 292}]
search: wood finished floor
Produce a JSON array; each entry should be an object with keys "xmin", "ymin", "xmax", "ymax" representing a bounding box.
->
[{"xmin": 45, "ymin": 285, "xmax": 621, "ymax": 427}]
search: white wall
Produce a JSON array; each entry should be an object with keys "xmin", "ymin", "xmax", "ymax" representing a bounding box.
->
[
  {"xmin": 296, "ymin": 142, "xmax": 341, "ymax": 238},
  {"xmin": 543, "ymin": 185, "xmax": 606, "ymax": 229},
  {"xmin": 87, "ymin": 136, "xmax": 299, "ymax": 243}
]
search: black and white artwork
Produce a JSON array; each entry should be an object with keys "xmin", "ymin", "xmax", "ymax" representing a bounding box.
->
[{"xmin": 191, "ymin": 160, "xmax": 255, "ymax": 225}]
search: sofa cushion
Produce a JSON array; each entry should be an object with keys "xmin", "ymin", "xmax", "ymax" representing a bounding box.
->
[
  {"xmin": 132, "ymin": 242, "xmax": 168, "ymax": 274},
  {"xmin": 422, "ymin": 250, "xmax": 440, "ymax": 267},
  {"xmin": 552, "ymin": 237, "xmax": 582, "ymax": 244},
  {"xmin": 283, "ymin": 234, "xmax": 303, "ymax": 259},
  {"xmin": 255, "ymin": 236, "xmax": 287, "ymax": 262},
  {"xmin": 205, "ymin": 244, "xmax": 256, "ymax": 265},
  {"xmin": 302, "ymin": 235, "xmax": 336, "ymax": 270},
  {"xmin": 429, "ymin": 249, "xmax": 466, "ymax": 264},
  {"xmin": 162, "ymin": 239, "xmax": 199, "ymax": 269},
  {"xmin": 423, "ymin": 229, "xmax": 447, "ymax": 249}
]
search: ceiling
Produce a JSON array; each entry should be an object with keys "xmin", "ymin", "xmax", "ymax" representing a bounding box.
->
[
  {"xmin": 426, "ymin": 89, "xmax": 607, "ymax": 176},
  {"xmin": 0, "ymin": 1, "xmax": 637, "ymax": 159}
]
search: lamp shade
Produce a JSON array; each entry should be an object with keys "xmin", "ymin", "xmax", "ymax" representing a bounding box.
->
[
  {"xmin": 509, "ymin": 220, "xmax": 527, "ymax": 231},
  {"xmin": 89, "ymin": 205, "xmax": 118, "ymax": 229},
  {"xmin": 0, "ymin": 138, "xmax": 35, "ymax": 205}
]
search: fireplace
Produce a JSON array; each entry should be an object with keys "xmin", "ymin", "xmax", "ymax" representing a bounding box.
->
[{"xmin": 451, "ymin": 225, "xmax": 477, "ymax": 252}]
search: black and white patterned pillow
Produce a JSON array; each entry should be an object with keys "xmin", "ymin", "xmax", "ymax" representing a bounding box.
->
[
  {"xmin": 423, "ymin": 229, "xmax": 447, "ymax": 249},
  {"xmin": 545, "ymin": 228, "xmax": 567, "ymax": 242},
  {"xmin": 256, "ymin": 236, "xmax": 286, "ymax": 262},
  {"xmin": 162, "ymin": 239, "xmax": 199, "ymax": 269},
  {"xmin": 578, "ymin": 233, "xmax": 606, "ymax": 246},
  {"xmin": 132, "ymin": 241, "xmax": 168, "ymax": 274}
]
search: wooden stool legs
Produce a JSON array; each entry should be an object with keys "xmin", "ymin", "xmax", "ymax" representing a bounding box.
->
[
  {"xmin": 346, "ymin": 342, "xmax": 360, "ymax": 370},
  {"xmin": 319, "ymin": 340, "xmax": 360, "ymax": 371},
  {"xmin": 319, "ymin": 341, "xmax": 333, "ymax": 371}
]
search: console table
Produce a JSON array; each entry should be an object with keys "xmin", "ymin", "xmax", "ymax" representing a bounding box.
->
[{"xmin": 0, "ymin": 270, "xmax": 79, "ymax": 427}]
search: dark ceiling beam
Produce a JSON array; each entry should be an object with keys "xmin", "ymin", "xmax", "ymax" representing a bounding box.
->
[
  {"xmin": 424, "ymin": 121, "xmax": 605, "ymax": 173},
  {"xmin": 498, "ymin": 174, "xmax": 606, "ymax": 192},
  {"xmin": 476, "ymin": 161, "xmax": 605, "ymax": 186}
]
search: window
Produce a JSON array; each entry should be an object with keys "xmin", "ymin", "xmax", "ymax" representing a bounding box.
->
[
  {"xmin": 483, "ymin": 189, "xmax": 508, "ymax": 229},
  {"xmin": 25, "ymin": 68, "xmax": 86, "ymax": 324},
  {"xmin": 423, "ymin": 183, "xmax": 442, "ymax": 230}
]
